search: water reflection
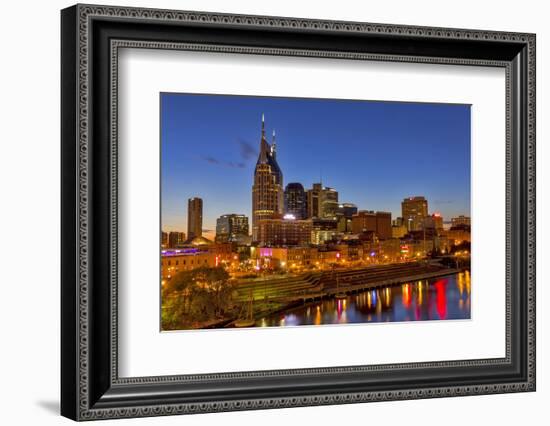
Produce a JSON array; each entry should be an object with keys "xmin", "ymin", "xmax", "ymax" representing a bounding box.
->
[{"xmin": 258, "ymin": 271, "xmax": 471, "ymax": 327}]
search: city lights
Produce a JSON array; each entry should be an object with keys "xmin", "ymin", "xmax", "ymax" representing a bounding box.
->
[{"xmin": 160, "ymin": 105, "xmax": 471, "ymax": 330}]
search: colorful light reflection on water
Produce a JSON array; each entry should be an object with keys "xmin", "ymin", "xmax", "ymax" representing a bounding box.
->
[{"xmin": 257, "ymin": 271, "xmax": 471, "ymax": 327}]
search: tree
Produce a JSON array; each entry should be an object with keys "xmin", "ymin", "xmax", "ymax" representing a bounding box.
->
[{"xmin": 161, "ymin": 266, "xmax": 237, "ymax": 330}]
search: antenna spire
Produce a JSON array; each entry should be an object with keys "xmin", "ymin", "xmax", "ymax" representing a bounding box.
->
[{"xmin": 259, "ymin": 113, "xmax": 268, "ymax": 162}]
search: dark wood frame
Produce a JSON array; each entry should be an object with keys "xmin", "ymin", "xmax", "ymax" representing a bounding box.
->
[{"xmin": 61, "ymin": 4, "xmax": 536, "ymax": 421}]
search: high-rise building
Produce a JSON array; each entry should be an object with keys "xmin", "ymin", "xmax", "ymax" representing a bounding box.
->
[
  {"xmin": 187, "ymin": 197, "xmax": 203, "ymax": 239},
  {"xmin": 351, "ymin": 210, "xmax": 392, "ymax": 240},
  {"xmin": 252, "ymin": 115, "xmax": 283, "ymax": 241},
  {"xmin": 306, "ymin": 183, "xmax": 322, "ymax": 219},
  {"xmin": 284, "ymin": 183, "xmax": 307, "ymax": 219},
  {"xmin": 161, "ymin": 231, "xmax": 168, "ymax": 248},
  {"xmin": 401, "ymin": 196, "xmax": 428, "ymax": 231},
  {"xmin": 215, "ymin": 214, "xmax": 249, "ymax": 244},
  {"xmin": 306, "ymin": 183, "xmax": 339, "ymax": 219},
  {"xmin": 451, "ymin": 215, "xmax": 471, "ymax": 227},
  {"xmin": 321, "ymin": 186, "xmax": 339, "ymax": 218},
  {"xmin": 168, "ymin": 231, "xmax": 186, "ymax": 248}
]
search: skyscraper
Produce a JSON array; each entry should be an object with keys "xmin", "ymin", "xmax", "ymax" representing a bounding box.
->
[
  {"xmin": 321, "ymin": 186, "xmax": 339, "ymax": 218},
  {"xmin": 401, "ymin": 196, "xmax": 428, "ymax": 231},
  {"xmin": 305, "ymin": 184, "xmax": 338, "ymax": 218},
  {"xmin": 306, "ymin": 183, "xmax": 323, "ymax": 219},
  {"xmin": 187, "ymin": 197, "xmax": 203, "ymax": 239},
  {"xmin": 252, "ymin": 115, "xmax": 283, "ymax": 241},
  {"xmin": 284, "ymin": 183, "xmax": 307, "ymax": 219}
]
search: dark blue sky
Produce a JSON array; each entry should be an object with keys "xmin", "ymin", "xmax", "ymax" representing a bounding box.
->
[{"xmin": 161, "ymin": 93, "xmax": 470, "ymax": 237}]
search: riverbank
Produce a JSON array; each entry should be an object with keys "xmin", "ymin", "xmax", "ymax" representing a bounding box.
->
[{"xmin": 227, "ymin": 261, "xmax": 469, "ymax": 328}]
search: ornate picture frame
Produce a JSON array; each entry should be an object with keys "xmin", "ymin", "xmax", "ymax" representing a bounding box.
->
[{"xmin": 61, "ymin": 4, "xmax": 535, "ymax": 421}]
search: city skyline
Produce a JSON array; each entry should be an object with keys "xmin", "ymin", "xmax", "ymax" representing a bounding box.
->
[{"xmin": 161, "ymin": 93, "xmax": 471, "ymax": 238}]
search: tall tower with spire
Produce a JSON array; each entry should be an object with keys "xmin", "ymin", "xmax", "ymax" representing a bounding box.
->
[{"xmin": 252, "ymin": 115, "xmax": 283, "ymax": 242}]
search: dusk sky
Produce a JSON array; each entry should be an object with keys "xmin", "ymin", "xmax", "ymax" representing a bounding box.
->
[{"xmin": 161, "ymin": 93, "xmax": 471, "ymax": 239}]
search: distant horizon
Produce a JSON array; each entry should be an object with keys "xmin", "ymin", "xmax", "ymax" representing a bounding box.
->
[{"xmin": 161, "ymin": 93, "xmax": 471, "ymax": 240}]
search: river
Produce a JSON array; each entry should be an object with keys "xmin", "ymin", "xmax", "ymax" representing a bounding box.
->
[{"xmin": 257, "ymin": 270, "xmax": 471, "ymax": 327}]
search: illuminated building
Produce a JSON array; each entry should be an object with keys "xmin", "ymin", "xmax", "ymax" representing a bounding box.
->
[
  {"xmin": 375, "ymin": 212, "xmax": 392, "ymax": 239},
  {"xmin": 352, "ymin": 211, "xmax": 376, "ymax": 234},
  {"xmin": 210, "ymin": 242, "xmax": 234, "ymax": 262},
  {"xmin": 257, "ymin": 217, "xmax": 312, "ymax": 246},
  {"xmin": 215, "ymin": 214, "xmax": 249, "ymax": 244},
  {"xmin": 435, "ymin": 235, "xmax": 451, "ymax": 253},
  {"xmin": 334, "ymin": 242, "xmax": 363, "ymax": 263},
  {"xmin": 338, "ymin": 203, "xmax": 358, "ymax": 218},
  {"xmin": 451, "ymin": 215, "xmax": 471, "ymax": 227},
  {"xmin": 306, "ymin": 183, "xmax": 322, "ymax": 218},
  {"xmin": 321, "ymin": 186, "xmax": 339, "ymax": 218},
  {"xmin": 161, "ymin": 231, "xmax": 168, "ymax": 248},
  {"xmin": 160, "ymin": 249, "xmax": 217, "ymax": 281},
  {"xmin": 167, "ymin": 231, "xmax": 186, "ymax": 248},
  {"xmin": 446, "ymin": 224, "xmax": 471, "ymax": 245},
  {"xmin": 252, "ymin": 115, "xmax": 283, "ymax": 241},
  {"xmin": 253, "ymin": 246, "xmax": 319, "ymax": 269},
  {"xmin": 391, "ymin": 224, "xmax": 408, "ymax": 239},
  {"xmin": 286, "ymin": 247, "xmax": 318, "ymax": 267},
  {"xmin": 401, "ymin": 196, "xmax": 428, "ymax": 231},
  {"xmin": 423, "ymin": 213, "xmax": 444, "ymax": 231},
  {"xmin": 316, "ymin": 249, "xmax": 340, "ymax": 265},
  {"xmin": 253, "ymin": 246, "xmax": 345, "ymax": 269},
  {"xmin": 187, "ymin": 197, "xmax": 203, "ymax": 239},
  {"xmin": 393, "ymin": 217, "xmax": 405, "ymax": 227},
  {"xmin": 161, "ymin": 237, "xmax": 236, "ymax": 281},
  {"xmin": 336, "ymin": 203, "xmax": 357, "ymax": 233},
  {"xmin": 311, "ymin": 218, "xmax": 338, "ymax": 245},
  {"xmin": 361, "ymin": 239, "xmax": 431, "ymax": 262},
  {"xmin": 351, "ymin": 211, "xmax": 392, "ymax": 240},
  {"xmin": 305, "ymin": 184, "xmax": 339, "ymax": 219},
  {"xmin": 284, "ymin": 183, "xmax": 307, "ymax": 219}
]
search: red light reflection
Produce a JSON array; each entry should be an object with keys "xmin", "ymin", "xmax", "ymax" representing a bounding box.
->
[{"xmin": 434, "ymin": 279, "xmax": 448, "ymax": 319}]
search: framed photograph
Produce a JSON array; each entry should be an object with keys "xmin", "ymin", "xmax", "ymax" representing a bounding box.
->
[{"xmin": 61, "ymin": 4, "xmax": 536, "ymax": 421}]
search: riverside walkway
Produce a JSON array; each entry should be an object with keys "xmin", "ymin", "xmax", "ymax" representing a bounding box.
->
[{"xmin": 234, "ymin": 261, "xmax": 460, "ymax": 304}]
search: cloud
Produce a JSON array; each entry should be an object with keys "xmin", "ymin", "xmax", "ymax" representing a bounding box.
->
[
  {"xmin": 199, "ymin": 137, "xmax": 257, "ymax": 169},
  {"xmin": 202, "ymin": 156, "xmax": 220, "ymax": 165},
  {"xmin": 237, "ymin": 139, "xmax": 258, "ymax": 160},
  {"xmin": 200, "ymin": 156, "xmax": 245, "ymax": 169}
]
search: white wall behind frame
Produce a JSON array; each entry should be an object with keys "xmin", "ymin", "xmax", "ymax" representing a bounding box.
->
[{"xmin": 118, "ymin": 48, "xmax": 506, "ymax": 378}]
